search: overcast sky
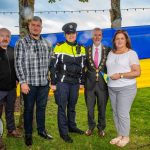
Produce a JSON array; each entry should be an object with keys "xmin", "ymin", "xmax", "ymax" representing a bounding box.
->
[{"xmin": 0, "ymin": 0, "xmax": 150, "ymax": 34}]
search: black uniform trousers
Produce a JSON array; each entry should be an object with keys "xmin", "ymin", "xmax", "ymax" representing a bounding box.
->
[
  {"xmin": 54, "ymin": 82, "xmax": 79, "ymax": 136},
  {"xmin": 85, "ymin": 82, "xmax": 108, "ymax": 131}
]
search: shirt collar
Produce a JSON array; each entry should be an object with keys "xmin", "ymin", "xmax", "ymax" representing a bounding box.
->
[{"xmin": 93, "ymin": 43, "xmax": 102, "ymax": 51}]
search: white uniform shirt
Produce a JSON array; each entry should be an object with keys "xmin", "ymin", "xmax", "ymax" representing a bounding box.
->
[{"xmin": 106, "ymin": 50, "xmax": 140, "ymax": 87}]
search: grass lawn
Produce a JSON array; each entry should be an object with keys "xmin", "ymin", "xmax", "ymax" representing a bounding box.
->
[{"xmin": 3, "ymin": 87, "xmax": 150, "ymax": 150}]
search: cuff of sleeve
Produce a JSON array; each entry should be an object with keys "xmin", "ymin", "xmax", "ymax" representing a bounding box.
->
[{"xmin": 19, "ymin": 80, "xmax": 27, "ymax": 85}]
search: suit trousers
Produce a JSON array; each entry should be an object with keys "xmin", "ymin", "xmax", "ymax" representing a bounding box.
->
[{"xmin": 85, "ymin": 82, "xmax": 108, "ymax": 131}]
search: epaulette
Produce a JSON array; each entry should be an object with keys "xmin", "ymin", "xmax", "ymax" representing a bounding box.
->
[{"xmin": 57, "ymin": 41, "xmax": 65, "ymax": 46}]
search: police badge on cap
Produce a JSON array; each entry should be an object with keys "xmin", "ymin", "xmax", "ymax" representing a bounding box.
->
[{"xmin": 62, "ymin": 22, "xmax": 77, "ymax": 34}]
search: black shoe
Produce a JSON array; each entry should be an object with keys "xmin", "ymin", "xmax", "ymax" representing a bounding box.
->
[
  {"xmin": 60, "ymin": 134, "xmax": 73, "ymax": 143},
  {"xmin": 38, "ymin": 130, "xmax": 53, "ymax": 140},
  {"xmin": 25, "ymin": 134, "xmax": 32, "ymax": 146},
  {"xmin": 69, "ymin": 128, "xmax": 84, "ymax": 134}
]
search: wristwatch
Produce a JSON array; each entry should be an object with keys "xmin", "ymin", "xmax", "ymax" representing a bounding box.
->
[{"xmin": 120, "ymin": 73, "xmax": 124, "ymax": 78}]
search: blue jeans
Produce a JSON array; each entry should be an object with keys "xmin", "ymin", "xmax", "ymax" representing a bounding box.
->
[{"xmin": 23, "ymin": 84, "xmax": 49, "ymax": 134}]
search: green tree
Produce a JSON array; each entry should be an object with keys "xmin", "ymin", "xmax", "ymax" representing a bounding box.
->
[{"xmin": 19, "ymin": 0, "xmax": 121, "ymax": 35}]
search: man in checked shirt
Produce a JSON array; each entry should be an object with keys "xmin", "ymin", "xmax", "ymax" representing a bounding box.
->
[{"xmin": 15, "ymin": 16, "xmax": 53, "ymax": 146}]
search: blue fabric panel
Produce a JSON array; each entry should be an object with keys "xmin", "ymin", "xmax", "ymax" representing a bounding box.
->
[{"xmin": 10, "ymin": 25, "xmax": 150, "ymax": 59}]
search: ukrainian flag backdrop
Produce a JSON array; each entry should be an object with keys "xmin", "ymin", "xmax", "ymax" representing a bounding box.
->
[{"xmin": 12, "ymin": 25, "xmax": 150, "ymax": 96}]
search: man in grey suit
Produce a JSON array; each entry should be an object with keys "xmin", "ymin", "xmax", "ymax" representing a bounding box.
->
[{"xmin": 84, "ymin": 28, "xmax": 111, "ymax": 136}]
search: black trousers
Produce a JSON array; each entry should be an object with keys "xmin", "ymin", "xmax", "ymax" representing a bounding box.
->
[
  {"xmin": 0, "ymin": 88, "xmax": 16, "ymax": 131},
  {"xmin": 85, "ymin": 82, "xmax": 108, "ymax": 131},
  {"xmin": 54, "ymin": 82, "xmax": 79, "ymax": 136}
]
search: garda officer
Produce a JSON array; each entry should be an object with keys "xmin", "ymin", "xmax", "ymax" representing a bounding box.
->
[{"xmin": 50, "ymin": 22, "xmax": 86, "ymax": 143}]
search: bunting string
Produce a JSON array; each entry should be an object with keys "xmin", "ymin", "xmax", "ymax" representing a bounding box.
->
[{"xmin": 0, "ymin": 8, "xmax": 150, "ymax": 15}]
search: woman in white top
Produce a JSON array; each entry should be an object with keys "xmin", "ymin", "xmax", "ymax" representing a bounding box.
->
[{"xmin": 106, "ymin": 30, "xmax": 141, "ymax": 147}]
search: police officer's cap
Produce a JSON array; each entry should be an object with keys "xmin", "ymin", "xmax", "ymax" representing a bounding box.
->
[{"xmin": 62, "ymin": 22, "xmax": 77, "ymax": 34}]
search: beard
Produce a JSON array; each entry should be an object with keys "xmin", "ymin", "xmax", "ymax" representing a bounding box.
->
[
  {"xmin": 30, "ymin": 33, "xmax": 40, "ymax": 40},
  {"xmin": 31, "ymin": 33, "xmax": 39, "ymax": 37},
  {"xmin": 0, "ymin": 40, "xmax": 9, "ymax": 48}
]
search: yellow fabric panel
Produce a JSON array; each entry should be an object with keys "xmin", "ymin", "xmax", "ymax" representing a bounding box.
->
[
  {"xmin": 54, "ymin": 42, "xmax": 85, "ymax": 56},
  {"xmin": 16, "ymin": 59, "xmax": 150, "ymax": 97},
  {"xmin": 16, "ymin": 84, "xmax": 20, "ymax": 97},
  {"xmin": 136, "ymin": 59, "xmax": 150, "ymax": 88}
]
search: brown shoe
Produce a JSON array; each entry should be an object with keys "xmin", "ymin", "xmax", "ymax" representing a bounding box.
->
[
  {"xmin": 98, "ymin": 130, "xmax": 105, "ymax": 137},
  {"xmin": 85, "ymin": 129, "xmax": 93, "ymax": 136},
  {"xmin": 7, "ymin": 129, "xmax": 22, "ymax": 138}
]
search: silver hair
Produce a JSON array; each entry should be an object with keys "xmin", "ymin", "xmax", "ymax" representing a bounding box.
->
[
  {"xmin": 0, "ymin": 28, "xmax": 11, "ymax": 37},
  {"xmin": 92, "ymin": 27, "xmax": 102, "ymax": 36}
]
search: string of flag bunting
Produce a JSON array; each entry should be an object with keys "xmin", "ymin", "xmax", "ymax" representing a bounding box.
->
[{"xmin": 0, "ymin": 8, "xmax": 150, "ymax": 15}]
